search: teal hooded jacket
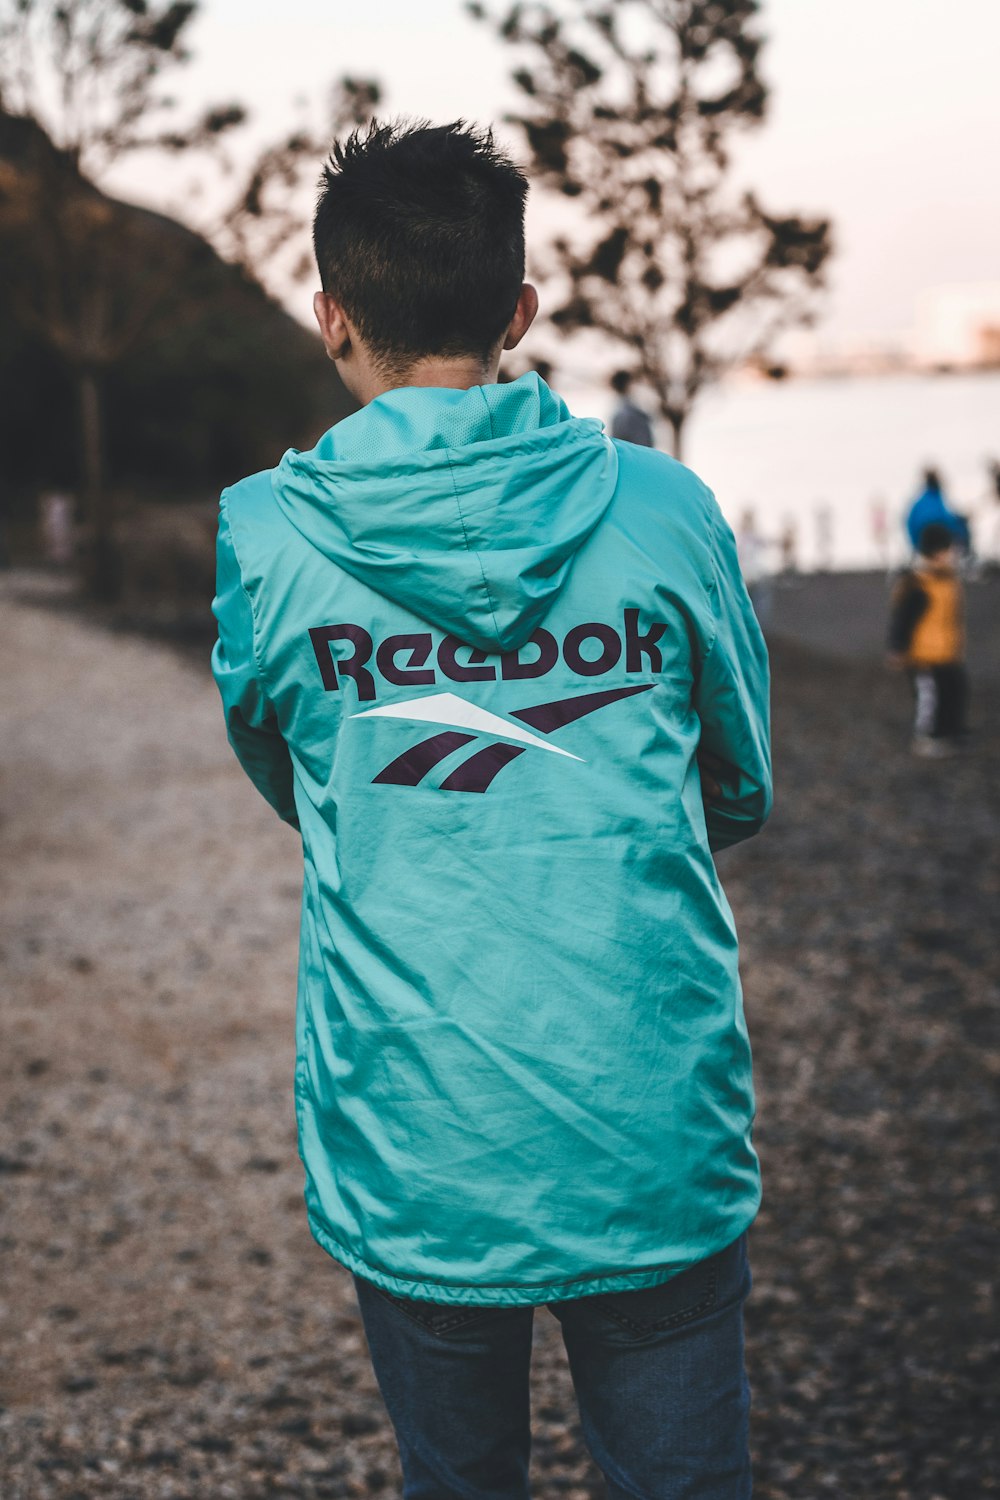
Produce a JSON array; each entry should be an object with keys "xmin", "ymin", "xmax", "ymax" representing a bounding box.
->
[{"xmin": 211, "ymin": 374, "xmax": 771, "ymax": 1306}]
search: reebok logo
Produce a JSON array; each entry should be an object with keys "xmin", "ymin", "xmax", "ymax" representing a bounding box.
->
[
  {"xmin": 352, "ymin": 684, "xmax": 654, "ymax": 793},
  {"xmin": 308, "ymin": 610, "xmax": 667, "ymax": 702}
]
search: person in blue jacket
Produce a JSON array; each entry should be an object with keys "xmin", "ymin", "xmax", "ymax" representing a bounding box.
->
[
  {"xmin": 212, "ymin": 120, "xmax": 772, "ymax": 1500},
  {"xmin": 905, "ymin": 467, "xmax": 971, "ymax": 554}
]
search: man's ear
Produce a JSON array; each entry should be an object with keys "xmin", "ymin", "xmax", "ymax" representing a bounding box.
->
[
  {"xmin": 502, "ymin": 283, "xmax": 539, "ymax": 351},
  {"xmin": 313, "ymin": 290, "xmax": 352, "ymax": 362}
]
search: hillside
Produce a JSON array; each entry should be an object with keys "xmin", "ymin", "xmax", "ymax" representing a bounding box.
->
[{"xmin": 0, "ymin": 111, "xmax": 355, "ymax": 514}]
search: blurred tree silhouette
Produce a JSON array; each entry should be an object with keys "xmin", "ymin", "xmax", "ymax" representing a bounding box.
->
[
  {"xmin": 0, "ymin": 0, "xmax": 245, "ymax": 175},
  {"xmin": 207, "ymin": 77, "xmax": 382, "ymax": 290},
  {"xmin": 0, "ymin": 0, "xmax": 235, "ymax": 593},
  {"xmin": 0, "ymin": 0, "xmax": 378, "ymax": 597},
  {"xmin": 469, "ymin": 0, "xmax": 832, "ymax": 458}
]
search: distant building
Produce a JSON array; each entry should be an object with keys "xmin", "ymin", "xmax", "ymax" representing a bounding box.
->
[{"xmin": 913, "ymin": 282, "xmax": 1000, "ymax": 371}]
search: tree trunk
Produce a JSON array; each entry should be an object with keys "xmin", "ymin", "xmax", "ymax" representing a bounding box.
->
[
  {"xmin": 668, "ymin": 414, "xmax": 685, "ymax": 463},
  {"xmin": 77, "ymin": 365, "xmax": 121, "ymax": 602}
]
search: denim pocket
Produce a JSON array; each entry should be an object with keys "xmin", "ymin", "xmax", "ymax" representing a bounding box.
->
[
  {"xmin": 369, "ymin": 1283, "xmax": 501, "ymax": 1338},
  {"xmin": 589, "ymin": 1236, "xmax": 749, "ymax": 1341},
  {"xmin": 586, "ymin": 1236, "xmax": 750, "ymax": 1343},
  {"xmin": 596, "ymin": 1261, "xmax": 718, "ymax": 1338}
]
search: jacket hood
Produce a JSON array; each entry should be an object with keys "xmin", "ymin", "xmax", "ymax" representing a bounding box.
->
[{"xmin": 271, "ymin": 373, "xmax": 618, "ymax": 653}]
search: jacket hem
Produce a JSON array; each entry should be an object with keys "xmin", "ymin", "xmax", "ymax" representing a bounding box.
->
[{"xmin": 304, "ymin": 1204, "xmax": 760, "ymax": 1307}]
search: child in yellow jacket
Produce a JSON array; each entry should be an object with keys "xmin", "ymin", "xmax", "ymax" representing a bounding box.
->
[{"xmin": 887, "ymin": 521, "xmax": 967, "ymax": 756}]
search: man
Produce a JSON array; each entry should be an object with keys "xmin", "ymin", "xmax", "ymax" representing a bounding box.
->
[
  {"xmin": 212, "ymin": 120, "xmax": 771, "ymax": 1500},
  {"xmin": 608, "ymin": 367, "xmax": 655, "ymax": 447}
]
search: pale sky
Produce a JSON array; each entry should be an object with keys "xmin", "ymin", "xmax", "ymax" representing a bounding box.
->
[{"xmin": 104, "ymin": 0, "xmax": 1000, "ymax": 346}]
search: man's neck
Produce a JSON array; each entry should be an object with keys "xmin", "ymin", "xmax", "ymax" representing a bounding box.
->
[{"xmin": 356, "ymin": 354, "xmax": 498, "ymax": 405}]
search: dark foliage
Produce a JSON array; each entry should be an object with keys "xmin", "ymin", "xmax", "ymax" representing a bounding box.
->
[
  {"xmin": 0, "ymin": 114, "xmax": 354, "ymax": 503},
  {"xmin": 0, "ymin": 1, "xmax": 377, "ymax": 597}
]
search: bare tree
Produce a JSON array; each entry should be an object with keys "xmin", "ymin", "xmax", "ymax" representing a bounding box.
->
[
  {"xmin": 469, "ymin": 0, "xmax": 832, "ymax": 458},
  {"xmin": 206, "ymin": 77, "xmax": 382, "ymax": 290},
  {"xmin": 0, "ymin": 0, "xmax": 243, "ymax": 175}
]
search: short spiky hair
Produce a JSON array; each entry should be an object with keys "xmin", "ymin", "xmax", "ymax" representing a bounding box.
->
[{"xmin": 313, "ymin": 119, "xmax": 528, "ymax": 370}]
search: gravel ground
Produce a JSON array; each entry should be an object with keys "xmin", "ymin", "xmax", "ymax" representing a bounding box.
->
[
  {"xmin": 1, "ymin": 571, "xmax": 998, "ymax": 1499},
  {"xmin": 766, "ymin": 567, "xmax": 1000, "ymax": 679}
]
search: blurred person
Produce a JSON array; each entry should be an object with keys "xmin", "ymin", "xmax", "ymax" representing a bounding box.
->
[
  {"xmin": 978, "ymin": 458, "xmax": 1000, "ymax": 569},
  {"xmin": 870, "ymin": 494, "xmax": 891, "ymax": 573},
  {"xmin": 212, "ymin": 119, "xmax": 771, "ymax": 1500},
  {"xmin": 905, "ymin": 466, "xmax": 970, "ymax": 555},
  {"xmin": 736, "ymin": 506, "xmax": 773, "ymax": 627},
  {"xmin": 887, "ymin": 521, "xmax": 967, "ymax": 757},
  {"xmin": 814, "ymin": 502, "xmax": 834, "ymax": 572},
  {"xmin": 778, "ymin": 515, "xmax": 799, "ymax": 577},
  {"xmin": 608, "ymin": 368, "xmax": 655, "ymax": 447},
  {"xmin": 39, "ymin": 490, "xmax": 75, "ymax": 566}
]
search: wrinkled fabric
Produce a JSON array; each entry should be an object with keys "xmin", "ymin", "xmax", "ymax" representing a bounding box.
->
[{"xmin": 211, "ymin": 373, "xmax": 772, "ymax": 1305}]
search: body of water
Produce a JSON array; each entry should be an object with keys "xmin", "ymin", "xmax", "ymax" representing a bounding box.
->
[{"xmin": 561, "ymin": 369, "xmax": 1000, "ymax": 572}]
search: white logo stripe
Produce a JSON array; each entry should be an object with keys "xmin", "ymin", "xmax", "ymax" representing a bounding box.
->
[{"xmin": 351, "ymin": 691, "xmax": 584, "ymax": 761}]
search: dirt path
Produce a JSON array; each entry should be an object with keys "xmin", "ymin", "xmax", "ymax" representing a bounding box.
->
[
  {"xmin": 0, "ymin": 576, "xmax": 391, "ymax": 1496},
  {"xmin": 2, "ymin": 572, "xmax": 998, "ymax": 1499}
]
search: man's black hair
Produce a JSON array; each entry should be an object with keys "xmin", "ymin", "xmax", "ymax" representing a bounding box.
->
[
  {"xmin": 610, "ymin": 370, "xmax": 634, "ymax": 395},
  {"xmin": 313, "ymin": 119, "xmax": 528, "ymax": 372},
  {"xmin": 917, "ymin": 522, "xmax": 955, "ymax": 558}
]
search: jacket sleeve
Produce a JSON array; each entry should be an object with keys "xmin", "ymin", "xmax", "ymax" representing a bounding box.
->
[
  {"xmin": 694, "ymin": 499, "xmax": 773, "ymax": 853},
  {"xmin": 211, "ymin": 498, "xmax": 300, "ymax": 830},
  {"xmin": 887, "ymin": 572, "xmax": 927, "ymax": 654}
]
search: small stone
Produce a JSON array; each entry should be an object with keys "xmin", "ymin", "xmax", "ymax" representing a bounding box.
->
[
  {"xmin": 166, "ymin": 1363, "xmax": 213, "ymax": 1388},
  {"xmin": 193, "ymin": 1434, "xmax": 234, "ymax": 1453},
  {"xmin": 142, "ymin": 1449, "xmax": 179, "ymax": 1467},
  {"xmin": 276, "ymin": 1417, "xmax": 312, "ymax": 1437},
  {"xmin": 341, "ymin": 1411, "xmax": 380, "ymax": 1437}
]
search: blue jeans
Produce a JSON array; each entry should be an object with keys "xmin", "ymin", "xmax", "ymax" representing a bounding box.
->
[{"xmin": 353, "ymin": 1233, "xmax": 752, "ymax": 1499}]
